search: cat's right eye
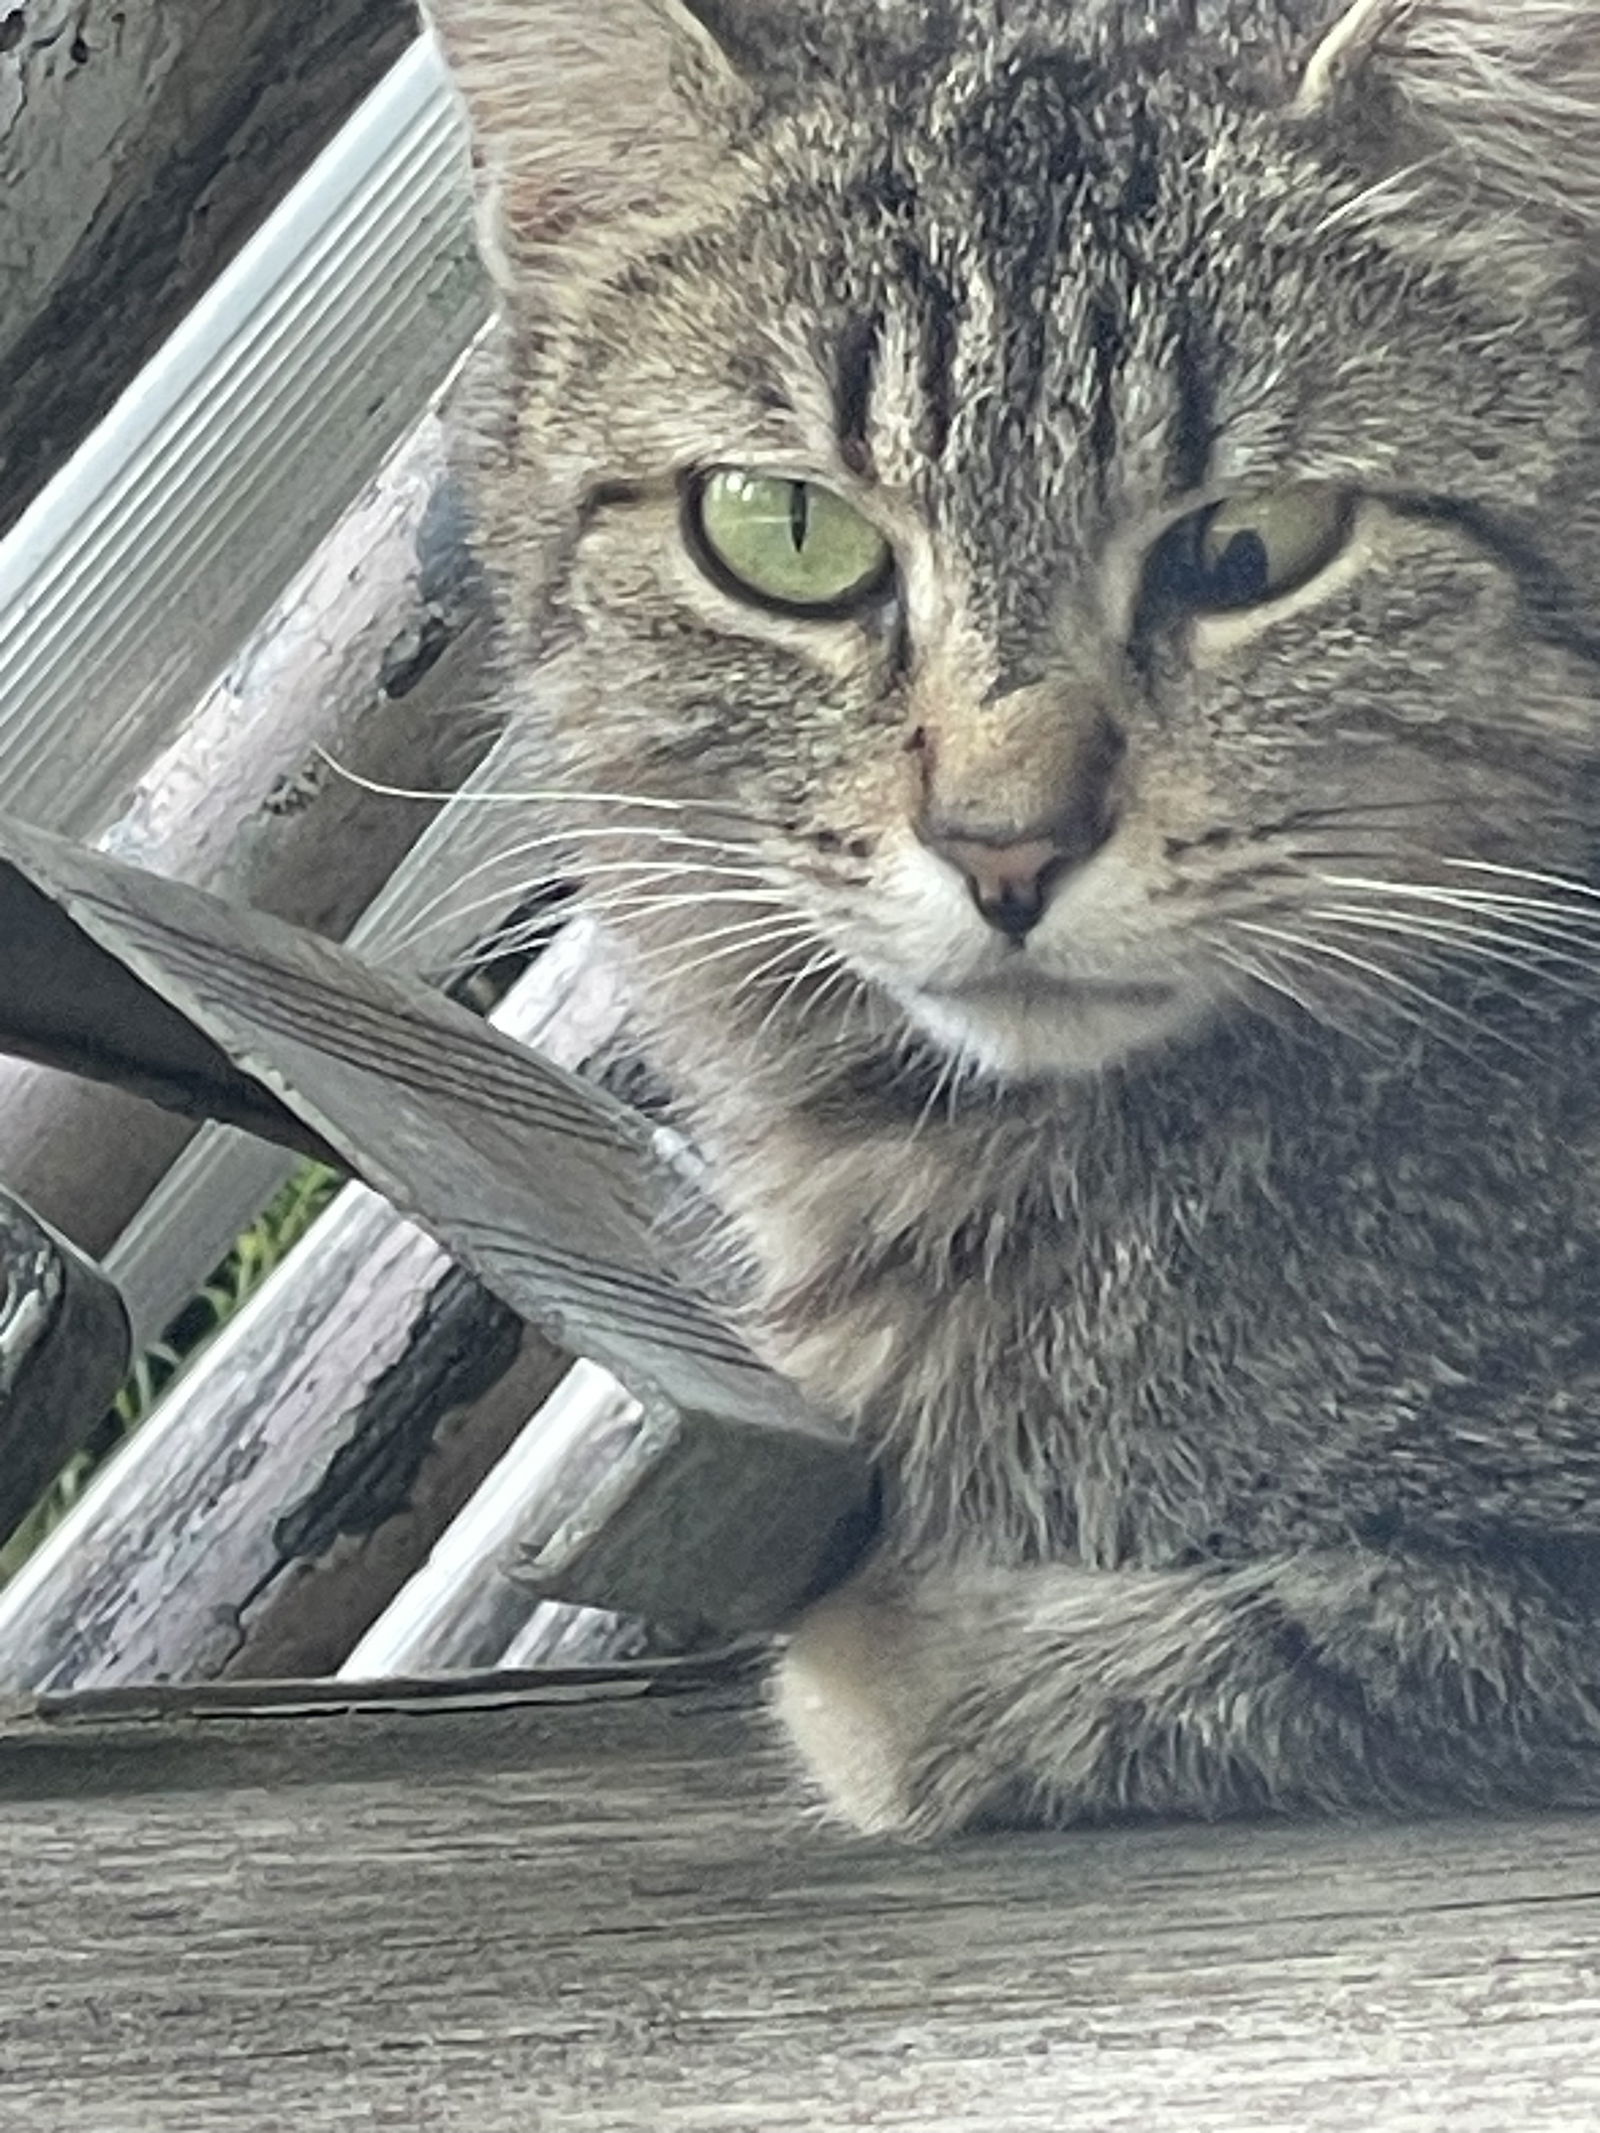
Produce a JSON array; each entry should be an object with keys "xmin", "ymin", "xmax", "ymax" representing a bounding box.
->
[{"xmin": 687, "ymin": 469, "xmax": 893, "ymax": 617}]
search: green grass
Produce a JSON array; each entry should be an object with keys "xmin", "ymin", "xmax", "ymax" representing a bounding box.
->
[{"xmin": 0, "ymin": 1160, "xmax": 343, "ymax": 1584}]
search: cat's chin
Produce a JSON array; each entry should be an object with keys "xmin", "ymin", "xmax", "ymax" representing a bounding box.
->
[{"xmin": 896, "ymin": 974, "xmax": 1208, "ymax": 1081}]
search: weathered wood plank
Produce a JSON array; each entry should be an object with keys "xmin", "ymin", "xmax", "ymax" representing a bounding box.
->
[
  {"xmin": 0, "ymin": 861, "xmax": 344, "ymax": 1164},
  {"xmin": 0, "ymin": 37, "xmax": 484, "ymax": 847},
  {"xmin": 32, "ymin": 446, "xmax": 496, "ymax": 1391},
  {"xmin": 0, "ymin": 417, "xmax": 490, "ymax": 1266},
  {"xmin": 0, "ymin": 0, "xmax": 415, "ymax": 533},
  {"xmin": 0, "ymin": 819, "xmax": 871, "ymax": 1642},
  {"xmin": 2, "ymin": 1678, "xmax": 1599, "ymax": 2130},
  {"xmin": 337, "ymin": 1362, "xmax": 646, "ymax": 1678},
  {"xmin": 0, "ymin": 817, "xmax": 845, "ymax": 1434},
  {"xmin": 0, "ymin": 920, "xmax": 622, "ymax": 1686},
  {"xmin": 0, "ymin": 1190, "xmax": 571, "ymax": 1688}
]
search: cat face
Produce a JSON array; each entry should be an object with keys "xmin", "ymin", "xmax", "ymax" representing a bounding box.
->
[{"xmin": 436, "ymin": 0, "xmax": 1600, "ymax": 1082}]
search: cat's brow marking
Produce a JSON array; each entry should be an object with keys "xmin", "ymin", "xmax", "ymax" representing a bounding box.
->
[
  {"xmin": 910, "ymin": 247, "xmax": 960, "ymax": 463},
  {"xmin": 1169, "ymin": 299, "xmax": 1217, "ymax": 496},
  {"xmin": 834, "ymin": 312, "xmax": 881, "ymax": 476}
]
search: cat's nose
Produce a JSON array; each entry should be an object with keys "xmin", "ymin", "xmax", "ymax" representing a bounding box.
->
[
  {"xmin": 912, "ymin": 709, "xmax": 1124, "ymax": 939},
  {"xmin": 925, "ymin": 828, "xmax": 1078, "ymax": 941}
]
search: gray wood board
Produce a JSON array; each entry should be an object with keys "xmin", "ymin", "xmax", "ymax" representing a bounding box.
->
[
  {"xmin": 0, "ymin": 861, "xmax": 343, "ymax": 1164},
  {"xmin": 0, "ymin": 0, "xmax": 414, "ymax": 533},
  {"xmin": 0, "ymin": 941, "xmax": 634, "ymax": 1692},
  {"xmin": 3, "ymin": 420, "xmax": 488, "ymax": 1273},
  {"xmin": 0, "ymin": 818, "xmax": 871, "ymax": 1630},
  {"xmin": 0, "ymin": 1206, "xmax": 572, "ymax": 1691},
  {"xmin": 2, "ymin": 1677, "xmax": 1599, "ymax": 2131}
]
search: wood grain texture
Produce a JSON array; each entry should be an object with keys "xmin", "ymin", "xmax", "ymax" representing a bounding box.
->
[
  {"xmin": 0, "ymin": 421, "xmax": 489, "ymax": 1271},
  {"xmin": 0, "ymin": 1190, "xmax": 565, "ymax": 1690},
  {"xmin": 2, "ymin": 1678, "xmax": 1599, "ymax": 2131},
  {"xmin": 0, "ymin": 860, "xmax": 344, "ymax": 1164},
  {"xmin": 0, "ymin": 818, "xmax": 872, "ymax": 1638},
  {"xmin": 0, "ymin": 0, "xmax": 413, "ymax": 532}
]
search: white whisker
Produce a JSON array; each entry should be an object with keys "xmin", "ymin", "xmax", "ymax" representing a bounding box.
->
[
  {"xmin": 1210, "ymin": 940, "xmax": 1359, "ymax": 1040},
  {"xmin": 636, "ymin": 919, "xmax": 817, "ymax": 985},
  {"xmin": 1314, "ymin": 872, "xmax": 1600, "ymax": 946},
  {"xmin": 750, "ymin": 946, "xmax": 845, "ymax": 1039},
  {"xmin": 1438, "ymin": 856, "xmax": 1600, "ymax": 909},
  {"xmin": 1315, "ymin": 903, "xmax": 1599, "ymax": 988},
  {"xmin": 375, "ymin": 826, "xmax": 773, "ymax": 965},
  {"xmin": 1230, "ymin": 917, "xmax": 1524, "ymax": 1057},
  {"xmin": 317, "ymin": 750, "xmax": 775, "ymax": 822}
]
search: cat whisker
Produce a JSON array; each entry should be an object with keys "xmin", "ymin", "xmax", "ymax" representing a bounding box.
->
[
  {"xmin": 577, "ymin": 895, "xmax": 796, "ymax": 945},
  {"xmin": 376, "ymin": 826, "xmax": 773, "ymax": 966},
  {"xmin": 1314, "ymin": 903, "xmax": 1600, "ymax": 990},
  {"xmin": 628, "ymin": 917, "xmax": 818, "ymax": 985},
  {"xmin": 1310, "ymin": 156, "xmax": 1439, "ymax": 241},
  {"xmin": 1309, "ymin": 872, "xmax": 1600, "ymax": 949},
  {"xmin": 1276, "ymin": 798, "xmax": 1460, "ymax": 829},
  {"xmin": 1209, "ymin": 941, "xmax": 1349, "ymax": 1037},
  {"xmin": 575, "ymin": 885, "xmax": 793, "ymax": 922},
  {"xmin": 428, "ymin": 875, "xmax": 789, "ymax": 977},
  {"xmin": 1313, "ymin": 869, "xmax": 1600, "ymax": 916},
  {"xmin": 739, "ymin": 950, "xmax": 825, "ymax": 1013},
  {"xmin": 1228, "ymin": 917, "xmax": 1527, "ymax": 1060},
  {"xmin": 316, "ymin": 749, "xmax": 787, "ymax": 830},
  {"xmin": 749, "ymin": 945, "xmax": 857, "ymax": 1042},
  {"xmin": 447, "ymin": 860, "xmax": 776, "ymax": 943},
  {"xmin": 1437, "ymin": 856, "xmax": 1600, "ymax": 910}
]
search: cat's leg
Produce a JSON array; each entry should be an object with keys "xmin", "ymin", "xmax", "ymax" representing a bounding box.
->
[{"xmin": 774, "ymin": 1548, "xmax": 1600, "ymax": 1837}]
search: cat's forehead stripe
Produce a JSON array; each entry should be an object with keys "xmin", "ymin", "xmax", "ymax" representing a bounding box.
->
[
  {"xmin": 832, "ymin": 311, "xmax": 879, "ymax": 475},
  {"xmin": 1169, "ymin": 299, "xmax": 1218, "ymax": 496}
]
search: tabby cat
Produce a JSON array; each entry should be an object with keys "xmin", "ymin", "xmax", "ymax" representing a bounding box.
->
[{"xmin": 424, "ymin": 0, "xmax": 1600, "ymax": 1836}]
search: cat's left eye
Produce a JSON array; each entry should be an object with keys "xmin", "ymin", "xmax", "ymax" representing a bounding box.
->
[
  {"xmin": 688, "ymin": 470, "xmax": 893, "ymax": 616},
  {"xmin": 1144, "ymin": 484, "xmax": 1355, "ymax": 619}
]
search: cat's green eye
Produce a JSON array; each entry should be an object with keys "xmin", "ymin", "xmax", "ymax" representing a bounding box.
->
[
  {"xmin": 1150, "ymin": 484, "xmax": 1355, "ymax": 617},
  {"xmin": 690, "ymin": 470, "xmax": 892, "ymax": 614}
]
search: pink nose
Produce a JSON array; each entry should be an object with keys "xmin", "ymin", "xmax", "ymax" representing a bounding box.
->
[{"xmin": 927, "ymin": 832, "xmax": 1071, "ymax": 940}]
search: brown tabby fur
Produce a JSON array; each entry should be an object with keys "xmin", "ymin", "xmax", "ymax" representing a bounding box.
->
[{"xmin": 425, "ymin": 0, "xmax": 1600, "ymax": 1834}]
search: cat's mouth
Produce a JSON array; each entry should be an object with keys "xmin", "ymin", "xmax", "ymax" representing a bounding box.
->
[
  {"xmin": 894, "ymin": 962, "xmax": 1203, "ymax": 1079},
  {"xmin": 925, "ymin": 970, "xmax": 1178, "ymax": 1012}
]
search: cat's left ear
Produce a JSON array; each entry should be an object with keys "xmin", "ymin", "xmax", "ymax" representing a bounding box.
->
[
  {"xmin": 1293, "ymin": 0, "xmax": 1600, "ymax": 242},
  {"xmin": 420, "ymin": 0, "xmax": 822, "ymax": 294}
]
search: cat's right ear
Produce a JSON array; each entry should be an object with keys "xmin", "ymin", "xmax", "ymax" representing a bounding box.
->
[
  {"xmin": 1291, "ymin": 0, "xmax": 1600, "ymax": 247},
  {"xmin": 420, "ymin": 0, "xmax": 790, "ymax": 293}
]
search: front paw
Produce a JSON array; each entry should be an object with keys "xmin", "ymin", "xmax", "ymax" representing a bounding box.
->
[{"xmin": 773, "ymin": 1569, "xmax": 1011, "ymax": 1839}]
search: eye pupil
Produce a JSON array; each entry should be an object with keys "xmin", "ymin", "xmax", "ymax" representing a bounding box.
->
[
  {"xmin": 1209, "ymin": 528, "xmax": 1269, "ymax": 605},
  {"xmin": 1137, "ymin": 484, "xmax": 1354, "ymax": 629},
  {"xmin": 788, "ymin": 480, "xmax": 809, "ymax": 555}
]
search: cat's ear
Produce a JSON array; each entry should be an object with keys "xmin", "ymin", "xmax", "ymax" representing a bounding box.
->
[
  {"xmin": 422, "ymin": 0, "xmax": 803, "ymax": 291},
  {"xmin": 1293, "ymin": 1, "xmax": 1600, "ymax": 240}
]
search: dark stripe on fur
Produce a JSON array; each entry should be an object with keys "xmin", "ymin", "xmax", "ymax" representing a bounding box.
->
[{"xmin": 833, "ymin": 310, "xmax": 881, "ymax": 476}]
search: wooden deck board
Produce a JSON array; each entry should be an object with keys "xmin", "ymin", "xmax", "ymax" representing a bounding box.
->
[{"xmin": 3, "ymin": 1677, "xmax": 1600, "ymax": 2129}]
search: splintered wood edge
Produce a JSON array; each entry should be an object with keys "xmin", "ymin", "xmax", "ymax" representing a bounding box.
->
[{"xmin": 0, "ymin": 1650, "xmax": 765, "ymax": 1739}]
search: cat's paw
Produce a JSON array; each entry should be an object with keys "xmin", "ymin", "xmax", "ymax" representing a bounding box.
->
[
  {"xmin": 773, "ymin": 1570, "xmax": 1007, "ymax": 1839},
  {"xmin": 773, "ymin": 1576, "xmax": 925, "ymax": 1834}
]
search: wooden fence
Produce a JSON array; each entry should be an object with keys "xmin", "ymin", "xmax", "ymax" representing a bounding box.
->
[{"xmin": 0, "ymin": 8, "xmax": 835, "ymax": 1692}]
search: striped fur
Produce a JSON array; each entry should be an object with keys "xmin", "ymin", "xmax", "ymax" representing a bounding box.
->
[{"xmin": 428, "ymin": 0, "xmax": 1600, "ymax": 1834}]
